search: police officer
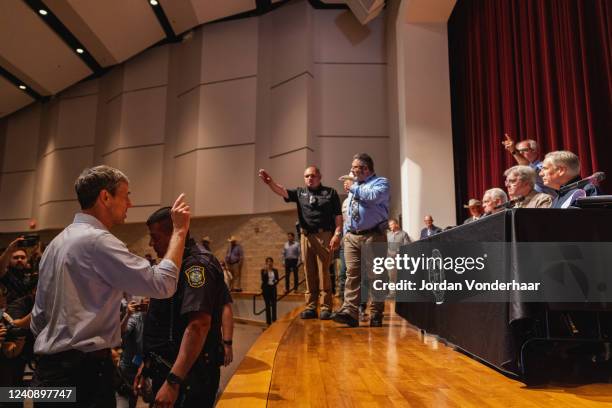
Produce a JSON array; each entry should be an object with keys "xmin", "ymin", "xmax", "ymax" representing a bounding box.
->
[
  {"xmin": 258, "ymin": 166, "xmax": 342, "ymax": 320},
  {"xmin": 137, "ymin": 207, "xmax": 228, "ymax": 408}
]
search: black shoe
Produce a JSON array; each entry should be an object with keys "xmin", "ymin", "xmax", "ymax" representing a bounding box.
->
[
  {"xmin": 300, "ymin": 309, "xmax": 317, "ymax": 319},
  {"xmin": 234, "ymin": 288, "xmax": 243, "ymax": 293},
  {"xmin": 370, "ymin": 315, "xmax": 383, "ymax": 327},
  {"xmin": 319, "ymin": 310, "xmax": 332, "ymax": 320},
  {"xmin": 332, "ymin": 311, "xmax": 359, "ymax": 327}
]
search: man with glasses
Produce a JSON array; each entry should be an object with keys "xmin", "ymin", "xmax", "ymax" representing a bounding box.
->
[
  {"xmin": 333, "ymin": 153, "xmax": 390, "ymax": 328},
  {"xmin": 258, "ymin": 166, "xmax": 342, "ymax": 320},
  {"xmin": 502, "ymin": 134, "xmax": 554, "ymax": 195},
  {"xmin": 504, "ymin": 165, "xmax": 552, "ymax": 208}
]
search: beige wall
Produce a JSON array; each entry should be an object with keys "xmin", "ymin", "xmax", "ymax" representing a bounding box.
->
[
  {"xmin": 0, "ymin": 1, "xmax": 391, "ymax": 235},
  {"xmin": 0, "ymin": 0, "xmax": 461, "ymax": 260}
]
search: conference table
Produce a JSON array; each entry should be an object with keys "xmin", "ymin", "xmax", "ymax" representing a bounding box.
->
[{"xmin": 395, "ymin": 208, "xmax": 612, "ymax": 377}]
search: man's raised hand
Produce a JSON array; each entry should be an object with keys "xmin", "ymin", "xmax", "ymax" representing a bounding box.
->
[{"xmin": 171, "ymin": 193, "xmax": 191, "ymax": 233}]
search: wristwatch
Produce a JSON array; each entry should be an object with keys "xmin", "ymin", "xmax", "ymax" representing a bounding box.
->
[
  {"xmin": 334, "ymin": 231, "xmax": 342, "ymax": 237},
  {"xmin": 223, "ymin": 339, "xmax": 233, "ymax": 346},
  {"xmin": 166, "ymin": 372, "xmax": 184, "ymax": 386}
]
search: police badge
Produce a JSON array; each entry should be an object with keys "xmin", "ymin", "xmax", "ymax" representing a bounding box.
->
[{"xmin": 185, "ymin": 265, "xmax": 206, "ymax": 288}]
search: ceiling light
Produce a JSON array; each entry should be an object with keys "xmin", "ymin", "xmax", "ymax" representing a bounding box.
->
[
  {"xmin": 39, "ymin": 9, "xmax": 48, "ymax": 16},
  {"xmin": 149, "ymin": 0, "xmax": 158, "ymax": 5},
  {"xmin": 76, "ymin": 48, "xmax": 84, "ymax": 54},
  {"xmin": 19, "ymin": 85, "xmax": 27, "ymax": 90}
]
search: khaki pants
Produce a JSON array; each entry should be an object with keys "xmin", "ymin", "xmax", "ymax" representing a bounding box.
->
[
  {"xmin": 301, "ymin": 231, "xmax": 333, "ymax": 311},
  {"xmin": 228, "ymin": 262, "xmax": 242, "ymax": 290},
  {"xmin": 341, "ymin": 231, "xmax": 387, "ymax": 319}
]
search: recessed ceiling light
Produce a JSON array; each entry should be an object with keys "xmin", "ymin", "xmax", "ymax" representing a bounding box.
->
[
  {"xmin": 19, "ymin": 85, "xmax": 27, "ymax": 90},
  {"xmin": 39, "ymin": 9, "xmax": 48, "ymax": 16},
  {"xmin": 149, "ymin": 0, "xmax": 158, "ymax": 5},
  {"xmin": 76, "ymin": 48, "xmax": 84, "ymax": 54}
]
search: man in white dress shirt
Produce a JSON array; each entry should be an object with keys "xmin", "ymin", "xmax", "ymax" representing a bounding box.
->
[{"xmin": 30, "ymin": 165, "xmax": 191, "ymax": 407}]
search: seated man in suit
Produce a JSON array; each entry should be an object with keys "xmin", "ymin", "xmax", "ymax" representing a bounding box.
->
[
  {"xmin": 540, "ymin": 150, "xmax": 592, "ymax": 208},
  {"xmin": 419, "ymin": 215, "xmax": 442, "ymax": 239},
  {"xmin": 504, "ymin": 165, "xmax": 553, "ymax": 208},
  {"xmin": 482, "ymin": 188, "xmax": 508, "ymax": 215}
]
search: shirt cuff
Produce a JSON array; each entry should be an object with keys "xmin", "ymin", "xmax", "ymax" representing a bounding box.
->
[{"xmin": 157, "ymin": 258, "xmax": 179, "ymax": 276}]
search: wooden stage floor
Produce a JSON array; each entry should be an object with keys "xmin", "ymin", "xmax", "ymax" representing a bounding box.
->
[{"xmin": 219, "ymin": 304, "xmax": 612, "ymax": 407}]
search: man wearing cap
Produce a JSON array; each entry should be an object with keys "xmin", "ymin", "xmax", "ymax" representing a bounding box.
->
[
  {"xmin": 258, "ymin": 166, "xmax": 342, "ymax": 320},
  {"xmin": 462, "ymin": 199, "xmax": 484, "ymax": 224},
  {"xmin": 224, "ymin": 237, "xmax": 244, "ymax": 292}
]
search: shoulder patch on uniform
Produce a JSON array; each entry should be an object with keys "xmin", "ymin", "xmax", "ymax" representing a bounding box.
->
[{"xmin": 185, "ymin": 265, "xmax": 206, "ymax": 288}]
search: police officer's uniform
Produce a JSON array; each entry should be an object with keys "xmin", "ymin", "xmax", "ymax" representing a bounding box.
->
[
  {"xmin": 285, "ymin": 185, "xmax": 341, "ymax": 315},
  {"xmin": 143, "ymin": 239, "xmax": 228, "ymax": 407}
]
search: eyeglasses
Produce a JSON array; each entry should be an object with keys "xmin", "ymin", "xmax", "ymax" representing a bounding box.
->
[
  {"xmin": 304, "ymin": 174, "xmax": 317, "ymax": 178},
  {"xmin": 504, "ymin": 178, "xmax": 520, "ymax": 185},
  {"xmin": 351, "ymin": 165, "xmax": 367, "ymax": 170},
  {"xmin": 516, "ymin": 148, "xmax": 532, "ymax": 153}
]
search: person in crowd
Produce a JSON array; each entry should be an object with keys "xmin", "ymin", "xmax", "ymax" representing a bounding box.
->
[
  {"xmin": 201, "ymin": 236, "xmax": 212, "ymax": 252},
  {"xmin": 333, "ymin": 153, "xmax": 390, "ymax": 328},
  {"xmin": 387, "ymin": 218, "xmax": 411, "ymax": 295},
  {"xmin": 30, "ymin": 165, "xmax": 191, "ymax": 407},
  {"xmin": 482, "ymin": 188, "xmax": 508, "ymax": 214},
  {"xmin": 504, "ymin": 165, "xmax": 552, "ymax": 208},
  {"xmin": 540, "ymin": 150, "xmax": 595, "ymax": 208},
  {"xmin": 281, "ymin": 232, "xmax": 300, "ymax": 293},
  {"xmin": 0, "ymin": 286, "xmax": 29, "ymax": 389},
  {"xmin": 220, "ymin": 261, "xmax": 233, "ymax": 290},
  {"xmin": 260, "ymin": 257, "xmax": 279, "ymax": 325},
  {"xmin": 0, "ymin": 239, "xmax": 32, "ymax": 305},
  {"xmin": 225, "ymin": 236, "xmax": 244, "ymax": 292},
  {"xmin": 258, "ymin": 166, "xmax": 342, "ymax": 320},
  {"xmin": 462, "ymin": 199, "xmax": 484, "ymax": 224},
  {"xmin": 135, "ymin": 206, "xmax": 226, "ymax": 408},
  {"xmin": 119, "ymin": 296, "xmax": 148, "ymax": 408},
  {"xmin": 419, "ymin": 215, "xmax": 442, "ymax": 239},
  {"xmin": 144, "ymin": 253, "xmax": 156, "ymax": 266},
  {"xmin": 502, "ymin": 134, "xmax": 554, "ymax": 195}
]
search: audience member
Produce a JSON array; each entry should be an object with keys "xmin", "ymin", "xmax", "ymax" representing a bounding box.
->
[
  {"xmin": 482, "ymin": 188, "xmax": 508, "ymax": 214},
  {"xmin": 281, "ymin": 232, "xmax": 300, "ymax": 293},
  {"xmin": 333, "ymin": 153, "xmax": 390, "ymax": 328},
  {"xmin": 220, "ymin": 261, "xmax": 233, "ymax": 290},
  {"xmin": 419, "ymin": 215, "xmax": 442, "ymax": 239},
  {"xmin": 225, "ymin": 236, "xmax": 244, "ymax": 292},
  {"xmin": 540, "ymin": 150, "xmax": 591, "ymax": 208},
  {"xmin": 504, "ymin": 165, "xmax": 552, "ymax": 208},
  {"xmin": 119, "ymin": 296, "xmax": 148, "ymax": 408},
  {"xmin": 260, "ymin": 257, "xmax": 279, "ymax": 325},
  {"xmin": 387, "ymin": 218, "xmax": 410, "ymax": 295},
  {"xmin": 0, "ymin": 239, "xmax": 32, "ymax": 305},
  {"xmin": 258, "ymin": 166, "xmax": 342, "ymax": 320},
  {"xmin": 144, "ymin": 253, "xmax": 156, "ymax": 266},
  {"xmin": 462, "ymin": 199, "xmax": 484, "ymax": 224},
  {"xmin": 502, "ymin": 135, "xmax": 554, "ymax": 195},
  {"xmin": 201, "ymin": 236, "xmax": 212, "ymax": 252}
]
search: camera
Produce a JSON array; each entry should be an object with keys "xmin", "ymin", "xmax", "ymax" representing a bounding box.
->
[
  {"xmin": 3, "ymin": 323, "xmax": 30, "ymax": 341},
  {"xmin": 17, "ymin": 234, "xmax": 39, "ymax": 248}
]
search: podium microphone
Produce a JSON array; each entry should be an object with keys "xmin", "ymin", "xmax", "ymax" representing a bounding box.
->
[
  {"xmin": 558, "ymin": 172, "xmax": 606, "ymax": 195},
  {"xmin": 495, "ymin": 195, "xmax": 524, "ymax": 210}
]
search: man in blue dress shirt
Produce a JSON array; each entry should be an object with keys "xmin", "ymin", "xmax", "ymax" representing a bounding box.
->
[{"xmin": 332, "ymin": 153, "xmax": 390, "ymax": 328}]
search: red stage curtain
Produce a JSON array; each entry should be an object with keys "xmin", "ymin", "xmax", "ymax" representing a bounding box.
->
[{"xmin": 448, "ymin": 0, "xmax": 611, "ymax": 221}]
